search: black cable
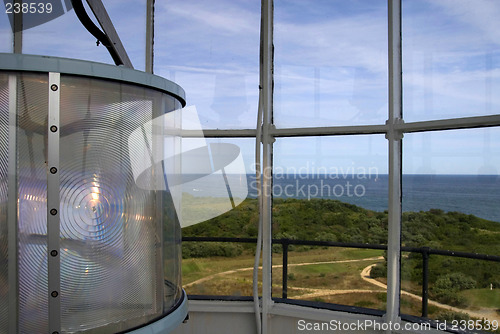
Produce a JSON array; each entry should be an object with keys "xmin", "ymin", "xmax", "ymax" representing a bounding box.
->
[{"xmin": 70, "ymin": 0, "xmax": 124, "ymax": 66}]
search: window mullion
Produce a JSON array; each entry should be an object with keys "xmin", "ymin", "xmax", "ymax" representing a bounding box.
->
[
  {"xmin": 261, "ymin": 0, "xmax": 274, "ymax": 333},
  {"xmin": 386, "ymin": 0, "xmax": 403, "ymax": 325}
]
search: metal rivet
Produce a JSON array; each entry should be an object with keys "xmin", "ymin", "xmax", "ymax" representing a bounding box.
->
[
  {"xmin": 50, "ymin": 167, "xmax": 57, "ymax": 174},
  {"xmin": 50, "ymin": 208, "xmax": 58, "ymax": 216},
  {"xmin": 51, "ymin": 84, "xmax": 58, "ymax": 91},
  {"xmin": 50, "ymin": 250, "xmax": 58, "ymax": 257},
  {"xmin": 50, "ymin": 125, "xmax": 58, "ymax": 132},
  {"xmin": 51, "ymin": 291, "xmax": 58, "ymax": 298}
]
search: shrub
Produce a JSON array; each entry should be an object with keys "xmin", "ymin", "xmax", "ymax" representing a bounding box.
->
[
  {"xmin": 182, "ymin": 242, "xmax": 243, "ymax": 258},
  {"xmin": 435, "ymin": 310, "xmax": 470, "ymax": 322},
  {"xmin": 370, "ymin": 264, "xmax": 387, "ymax": 278},
  {"xmin": 432, "ymin": 273, "xmax": 476, "ymax": 307},
  {"xmin": 434, "ymin": 273, "xmax": 477, "ymax": 292},
  {"xmin": 434, "ymin": 290, "xmax": 467, "ymax": 308}
]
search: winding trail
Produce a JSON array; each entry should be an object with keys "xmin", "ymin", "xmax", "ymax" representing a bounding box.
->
[
  {"xmin": 183, "ymin": 256, "xmax": 383, "ymax": 288},
  {"xmin": 359, "ymin": 264, "xmax": 500, "ymax": 322}
]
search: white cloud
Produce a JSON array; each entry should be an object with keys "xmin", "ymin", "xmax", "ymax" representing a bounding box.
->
[
  {"xmin": 428, "ymin": 0, "xmax": 500, "ymax": 46},
  {"xmin": 402, "ymin": 0, "xmax": 500, "ymax": 121},
  {"xmin": 163, "ymin": 1, "xmax": 258, "ymax": 36},
  {"xmin": 275, "ymin": 15, "xmax": 387, "ymax": 73}
]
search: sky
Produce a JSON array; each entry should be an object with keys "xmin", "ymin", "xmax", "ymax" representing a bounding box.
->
[{"xmin": 1, "ymin": 0, "xmax": 500, "ymax": 175}]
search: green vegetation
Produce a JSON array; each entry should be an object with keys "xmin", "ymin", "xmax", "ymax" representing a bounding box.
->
[
  {"xmin": 401, "ymin": 208, "xmax": 500, "ymax": 254},
  {"xmin": 183, "ymin": 197, "xmax": 390, "ymax": 243},
  {"xmin": 434, "ymin": 310, "xmax": 470, "ymax": 322},
  {"xmin": 183, "ymin": 197, "xmax": 500, "ymax": 257},
  {"xmin": 182, "ymin": 242, "xmax": 243, "ymax": 258},
  {"xmin": 460, "ymin": 289, "xmax": 500, "ymax": 309}
]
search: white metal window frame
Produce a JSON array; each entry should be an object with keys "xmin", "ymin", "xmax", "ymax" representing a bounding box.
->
[{"xmin": 194, "ymin": 0, "xmax": 500, "ymax": 331}]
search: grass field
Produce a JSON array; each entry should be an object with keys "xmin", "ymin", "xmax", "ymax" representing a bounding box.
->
[
  {"xmin": 460, "ymin": 289, "xmax": 500, "ymax": 309},
  {"xmin": 183, "ymin": 247, "xmax": 383, "ymax": 283}
]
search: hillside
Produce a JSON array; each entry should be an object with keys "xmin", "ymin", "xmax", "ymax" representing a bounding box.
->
[
  {"xmin": 183, "ymin": 197, "xmax": 500, "ymax": 255},
  {"xmin": 182, "ymin": 197, "xmax": 500, "ymax": 305}
]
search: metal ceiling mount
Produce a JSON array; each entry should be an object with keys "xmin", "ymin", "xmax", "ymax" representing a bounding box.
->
[{"xmin": 70, "ymin": 0, "xmax": 133, "ymax": 68}]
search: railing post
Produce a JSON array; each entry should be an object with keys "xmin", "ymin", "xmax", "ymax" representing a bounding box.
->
[
  {"xmin": 282, "ymin": 239, "xmax": 289, "ymax": 299},
  {"xmin": 421, "ymin": 247, "xmax": 430, "ymax": 318}
]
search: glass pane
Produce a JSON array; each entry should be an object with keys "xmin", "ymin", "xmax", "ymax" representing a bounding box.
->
[
  {"xmin": 5, "ymin": 1, "xmax": 146, "ymax": 68},
  {"xmin": 163, "ymin": 188, "xmax": 182, "ymax": 308},
  {"xmin": 0, "ymin": 9, "xmax": 11, "ymax": 52},
  {"xmin": 402, "ymin": 128, "xmax": 500, "ymax": 322},
  {"xmin": 0, "ymin": 74, "xmax": 9, "ymax": 332},
  {"xmin": 403, "ymin": 0, "xmax": 500, "ymax": 121},
  {"xmin": 180, "ymin": 138, "xmax": 257, "ymax": 297},
  {"xmin": 21, "ymin": 2, "xmax": 108, "ymax": 62},
  {"xmin": 274, "ymin": 0, "xmax": 388, "ymax": 128},
  {"xmin": 272, "ymin": 136, "xmax": 388, "ymax": 310},
  {"xmin": 155, "ymin": 0, "xmax": 260, "ymax": 129},
  {"xmin": 57, "ymin": 75, "xmax": 183, "ymax": 332},
  {"xmin": 105, "ymin": 1, "xmax": 147, "ymax": 71},
  {"xmin": 17, "ymin": 73, "xmax": 49, "ymax": 334}
]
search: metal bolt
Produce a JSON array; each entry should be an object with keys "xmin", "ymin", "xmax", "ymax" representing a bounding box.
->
[
  {"xmin": 51, "ymin": 84, "xmax": 58, "ymax": 91},
  {"xmin": 51, "ymin": 291, "xmax": 58, "ymax": 298},
  {"xmin": 50, "ymin": 250, "xmax": 58, "ymax": 257},
  {"xmin": 50, "ymin": 125, "xmax": 58, "ymax": 132},
  {"xmin": 50, "ymin": 167, "xmax": 57, "ymax": 174},
  {"xmin": 50, "ymin": 208, "xmax": 58, "ymax": 216}
]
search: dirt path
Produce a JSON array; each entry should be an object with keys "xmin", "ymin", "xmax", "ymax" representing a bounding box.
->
[
  {"xmin": 183, "ymin": 256, "xmax": 383, "ymax": 288},
  {"xmin": 360, "ymin": 264, "xmax": 500, "ymax": 322}
]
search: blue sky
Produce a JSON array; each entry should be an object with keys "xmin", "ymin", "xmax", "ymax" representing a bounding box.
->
[{"xmin": 1, "ymin": 0, "xmax": 499, "ymax": 174}]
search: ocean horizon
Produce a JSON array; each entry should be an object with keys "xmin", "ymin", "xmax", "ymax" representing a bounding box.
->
[
  {"xmin": 182, "ymin": 173, "xmax": 500, "ymax": 223},
  {"xmin": 261, "ymin": 174, "xmax": 500, "ymax": 223}
]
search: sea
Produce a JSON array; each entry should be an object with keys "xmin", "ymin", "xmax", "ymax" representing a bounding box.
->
[
  {"xmin": 184, "ymin": 173, "xmax": 500, "ymax": 223},
  {"xmin": 258, "ymin": 174, "xmax": 500, "ymax": 223}
]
